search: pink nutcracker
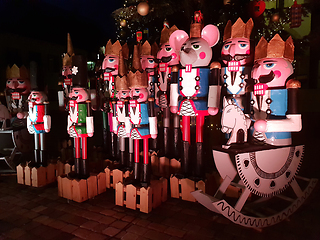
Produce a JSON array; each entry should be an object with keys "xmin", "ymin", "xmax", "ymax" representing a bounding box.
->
[
  {"xmin": 101, "ymin": 40, "xmax": 129, "ymax": 159},
  {"xmin": 58, "ymin": 33, "xmax": 75, "ymax": 109},
  {"xmin": 67, "ymin": 55, "xmax": 94, "ymax": 178},
  {"xmin": 127, "ymin": 45, "xmax": 157, "ymax": 186},
  {"xmin": 26, "ymin": 90, "xmax": 51, "ymax": 167},
  {"xmin": 251, "ymin": 34, "xmax": 302, "ymax": 146},
  {"xmin": 139, "ymin": 41, "xmax": 158, "ymax": 152},
  {"xmin": 169, "ymin": 11, "xmax": 220, "ymax": 178},
  {"xmin": 156, "ymin": 24, "xmax": 180, "ymax": 158},
  {"xmin": 111, "ymin": 50, "xmax": 133, "ymax": 169},
  {"xmin": 216, "ymin": 18, "xmax": 254, "ymax": 146}
]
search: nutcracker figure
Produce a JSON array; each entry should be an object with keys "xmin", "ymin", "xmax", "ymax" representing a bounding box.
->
[
  {"xmin": 26, "ymin": 90, "xmax": 51, "ymax": 167},
  {"xmin": 169, "ymin": 11, "xmax": 220, "ymax": 178},
  {"xmin": 128, "ymin": 46, "xmax": 157, "ymax": 186},
  {"xmin": 216, "ymin": 18, "xmax": 254, "ymax": 146},
  {"xmin": 58, "ymin": 33, "xmax": 74, "ymax": 109},
  {"xmin": 5, "ymin": 64, "xmax": 31, "ymax": 122},
  {"xmin": 112, "ymin": 50, "xmax": 133, "ymax": 169},
  {"xmin": 251, "ymin": 34, "xmax": 302, "ymax": 146},
  {"xmin": 139, "ymin": 41, "xmax": 158, "ymax": 152},
  {"xmin": 67, "ymin": 55, "xmax": 94, "ymax": 178},
  {"xmin": 101, "ymin": 40, "xmax": 129, "ymax": 159},
  {"xmin": 156, "ymin": 24, "xmax": 180, "ymax": 158}
]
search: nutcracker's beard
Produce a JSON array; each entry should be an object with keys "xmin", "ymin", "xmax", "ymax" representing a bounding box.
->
[
  {"xmin": 258, "ymin": 71, "xmax": 275, "ymax": 84},
  {"xmin": 159, "ymin": 56, "xmax": 172, "ymax": 63}
]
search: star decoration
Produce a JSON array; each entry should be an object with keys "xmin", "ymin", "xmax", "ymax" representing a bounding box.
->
[{"xmin": 72, "ymin": 66, "xmax": 78, "ymax": 75}]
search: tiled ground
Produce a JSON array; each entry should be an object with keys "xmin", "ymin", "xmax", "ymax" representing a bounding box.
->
[{"xmin": 0, "ymin": 172, "xmax": 319, "ymax": 240}]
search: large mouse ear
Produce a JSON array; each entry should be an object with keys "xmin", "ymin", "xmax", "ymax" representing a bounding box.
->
[
  {"xmin": 201, "ymin": 24, "xmax": 220, "ymax": 47},
  {"xmin": 169, "ymin": 30, "xmax": 189, "ymax": 52}
]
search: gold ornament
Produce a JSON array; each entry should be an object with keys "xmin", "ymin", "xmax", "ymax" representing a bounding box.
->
[
  {"xmin": 137, "ymin": 2, "xmax": 149, "ymax": 16},
  {"xmin": 120, "ymin": 19, "xmax": 127, "ymax": 27},
  {"xmin": 272, "ymin": 13, "xmax": 280, "ymax": 22}
]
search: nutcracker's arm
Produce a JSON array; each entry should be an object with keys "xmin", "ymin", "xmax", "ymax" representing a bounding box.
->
[
  {"xmin": 148, "ymin": 98, "xmax": 157, "ymax": 138},
  {"xmin": 86, "ymin": 100, "xmax": 94, "ymax": 137},
  {"xmin": 169, "ymin": 66, "xmax": 179, "ymax": 113},
  {"xmin": 43, "ymin": 102, "xmax": 51, "ymax": 133},
  {"xmin": 207, "ymin": 62, "xmax": 221, "ymax": 111},
  {"xmin": 112, "ymin": 100, "xmax": 118, "ymax": 134}
]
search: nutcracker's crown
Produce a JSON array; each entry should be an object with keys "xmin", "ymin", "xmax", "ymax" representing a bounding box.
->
[
  {"xmin": 223, "ymin": 18, "xmax": 254, "ymax": 42},
  {"xmin": 105, "ymin": 40, "xmax": 122, "ymax": 56},
  {"xmin": 255, "ymin": 34, "xmax": 294, "ymax": 63},
  {"xmin": 62, "ymin": 33, "xmax": 75, "ymax": 66},
  {"xmin": 140, "ymin": 41, "xmax": 158, "ymax": 57},
  {"xmin": 6, "ymin": 64, "xmax": 29, "ymax": 79},
  {"xmin": 160, "ymin": 25, "xmax": 179, "ymax": 45},
  {"xmin": 127, "ymin": 70, "xmax": 148, "ymax": 89},
  {"xmin": 115, "ymin": 75, "xmax": 129, "ymax": 91},
  {"xmin": 132, "ymin": 44, "xmax": 142, "ymax": 71}
]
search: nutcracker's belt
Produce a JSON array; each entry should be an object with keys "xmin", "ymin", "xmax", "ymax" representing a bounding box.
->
[
  {"xmin": 178, "ymin": 96, "xmax": 207, "ymax": 101},
  {"xmin": 31, "ymin": 122, "xmax": 44, "ymax": 124},
  {"xmin": 133, "ymin": 124, "xmax": 149, "ymax": 128}
]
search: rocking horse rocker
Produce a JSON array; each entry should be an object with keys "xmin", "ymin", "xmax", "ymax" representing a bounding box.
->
[{"xmin": 192, "ymin": 34, "xmax": 318, "ymax": 228}]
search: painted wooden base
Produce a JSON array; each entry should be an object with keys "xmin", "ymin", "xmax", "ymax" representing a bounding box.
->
[
  {"xmin": 105, "ymin": 168, "xmax": 132, "ymax": 189},
  {"xmin": 115, "ymin": 178, "xmax": 168, "ymax": 213},
  {"xmin": 16, "ymin": 163, "xmax": 57, "ymax": 187},
  {"xmin": 170, "ymin": 174, "xmax": 216, "ymax": 202},
  {"xmin": 151, "ymin": 155, "xmax": 181, "ymax": 178},
  {"xmin": 57, "ymin": 172, "xmax": 107, "ymax": 203}
]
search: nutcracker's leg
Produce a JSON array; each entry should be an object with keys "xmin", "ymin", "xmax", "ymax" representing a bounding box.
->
[
  {"xmin": 133, "ymin": 139, "xmax": 140, "ymax": 183},
  {"xmin": 102, "ymin": 111, "xmax": 110, "ymax": 155},
  {"xmin": 109, "ymin": 112, "xmax": 117, "ymax": 160},
  {"xmin": 74, "ymin": 137, "xmax": 81, "ymax": 176},
  {"xmin": 81, "ymin": 137, "xmax": 88, "ymax": 178},
  {"xmin": 173, "ymin": 113, "xmax": 181, "ymax": 159},
  {"xmin": 141, "ymin": 138, "xmax": 150, "ymax": 187},
  {"xmin": 119, "ymin": 136, "xmax": 126, "ymax": 168},
  {"xmin": 181, "ymin": 116, "xmax": 190, "ymax": 177},
  {"xmin": 195, "ymin": 115, "xmax": 205, "ymax": 178},
  {"xmin": 39, "ymin": 133, "xmax": 47, "ymax": 167},
  {"xmin": 163, "ymin": 107, "xmax": 170, "ymax": 157},
  {"xmin": 33, "ymin": 133, "xmax": 40, "ymax": 167},
  {"xmin": 128, "ymin": 137, "xmax": 134, "ymax": 170}
]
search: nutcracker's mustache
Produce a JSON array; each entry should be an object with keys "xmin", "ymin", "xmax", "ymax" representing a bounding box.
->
[
  {"xmin": 258, "ymin": 71, "xmax": 275, "ymax": 83},
  {"xmin": 131, "ymin": 96, "xmax": 140, "ymax": 100},
  {"xmin": 7, "ymin": 88, "xmax": 27, "ymax": 94},
  {"xmin": 221, "ymin": 54, "xmax": 250, "ymax": 62},
  {"xmin": 104, "ymin": 67, "xmax": 116, "ymax": 73},
  {"xmin": 158, "ymin": 56, "xmax": 172, "ymax": 63},
  {"xmin": 145, "ymin": 68, "xmax": 155, "ymax": 73},
  {"xmin": 70, "ymin": 96, "xmax": 78, "ymax": 101}
]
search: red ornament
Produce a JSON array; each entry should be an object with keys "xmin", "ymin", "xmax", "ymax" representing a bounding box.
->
[
  {"xmin": 250, "ymin": 0, "xmax": 266, "ymax": 18},
  {"xmin": 290, "ymin": 1, "xmax": 302, "ymax": 28}
]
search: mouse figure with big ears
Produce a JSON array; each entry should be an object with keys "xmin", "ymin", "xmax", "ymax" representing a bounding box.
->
[
  {"xmin": 67, "ymin": 55, "xmax": 94, "ymax": 179},
  {"xmin": 169, "ymin": 11, "xmax": 220, "ymax": 178},
  {"xmin": 127, "ymin": 45, "xmax": 157, "ymax": 187}
]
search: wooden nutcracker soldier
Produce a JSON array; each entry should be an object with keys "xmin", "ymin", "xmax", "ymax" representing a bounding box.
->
[
  {"xmin": 139, "ymin": 41, "xmax": 158, "ymax": 152},
  {"xmin": 58, "ymin": 33, "xmax": 74, "ymax": 109},
  {"xmin": 26, "ymin": 90, "xmax": 51, "ymax": 167},
  {"xmin": 214, "ymin": 18, "xmax": 254, "ymax": 146},
  {"xmin": 128, "ymin": 45, "xmax": 157, "ymax": 186},
  {"xmin": 156, "ymin": 24, "xmax": 180, "ymax": 158},
  {"xmin": 169, "ymin": 11, "xmax": 220, "ymax": 178},
  {"xmin": 101, "ymin": 40, "xmax": 129, "ymax": 159},
  {"xmin": 112, "ymin": 50, "xmax": 133, "ymax": 169},
  {"xmin": 251, "ymin": 34, "xmax": 302, "ymax": 146},
  {"xmin": 5, "ymin": 64, "xmax": 31, "ymax": 123},
  {"xmin": 67, "ymin": 55, "xmax": 94, "ymax": 178}
]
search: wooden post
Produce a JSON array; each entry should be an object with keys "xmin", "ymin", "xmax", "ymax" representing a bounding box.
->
[
  {"xmin": 72, "ymin": 179, "xmax": 88, "ymax": 203},
  {"xmin": 46, "ymin": 164, "xmax": 56, "ymax": 184},
  {"xmin": 139, "ymin": 186, "xmax": 152, "ymax": 213},
  {"xmin": 87, "ymin": 175, "xmax": 98, "ymax": 199},
  {"xmin": 61, "ymin": 176, "xmax": 73, "ymax": 200},
  {"xmin": 31, "ymin": 167, "xmax": 47, "ymax": 187},
  {"xmin": 170, "ymin": 175, "xmax": 180, "ymax": 198},
  {"xmin": 16, "ymin": 164, "xmax": 25, "ymax": 184},
  {"xmin": 105, "ymin": 167, "xmax": 111, "ymax": 188},
  {"xmin": 57, "ymin": 176, "xmax": 63, "ymax": 197},
  {"xmin": 97, "ymin": 172, "xmax": 107, "ymax": 194},
  {"xmin": 24, "ymin": 166, "xmax": 32, "ymax": 186},
  {"xmin": 126, "ymin": 184, "xmax": 137, "ymax": 210},
  {"xmin": 159, "ymin": 157, "xmax": 170, "ymax": 177},
  {"xmin": 115, "ymin": 182, "xmax": 124, "ymax": 206},
  {"xmin": 180, "ymin": 178, "xmax": 196, "ymax": 202}
]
